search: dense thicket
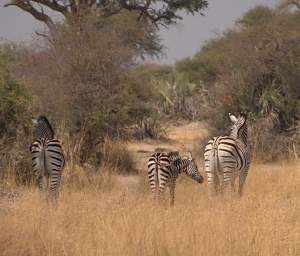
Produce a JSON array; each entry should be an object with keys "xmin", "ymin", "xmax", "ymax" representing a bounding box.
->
[
  {"xmin": 176, "ymin": 6, "xmax": 300, "ymax": 129},
  {"xmin": 181, "ymin": 6, "xmax": 300, "ymax": 160},
  {"xmin": 132, "ymin": 5, "xmax": 300, "ymax": 160},
  {"xmin": 0, "ymin": 4, "xmax": 299, "ymax": 169},
  {"xmin": 0, "ymin": 44, "xmax": 33, "ymax": 183}
]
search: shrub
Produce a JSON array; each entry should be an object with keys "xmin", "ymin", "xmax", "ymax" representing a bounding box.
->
[
  {"xmin": 173, "ymin": 6, "xmax": 300, "ymax": 160},
  {"xmin": 101, "ymin": 139, "xmax": 137, "ymax": 175},
  {"xmin": 0, "ymin": 43, "xmax": 34, "ymax": 184}
]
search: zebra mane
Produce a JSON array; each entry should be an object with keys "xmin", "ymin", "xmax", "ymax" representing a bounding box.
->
[
  {"xmin": 37, "ymin": 115, "xmax": 51, "ymax": 125},
  {"xmin": 167, "ymin": 151, "xmax": 181, "ymax": 166},
  {"xmin": 33, "ymin": 115, "xmax": 54, "ymax": 139},
  {"xmin": 167, "ymin": 151, "xmax": 180, "ymax": 158}
]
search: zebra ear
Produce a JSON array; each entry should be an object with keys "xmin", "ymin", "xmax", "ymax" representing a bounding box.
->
[
  {"xmin": 229, "ymin": 113, "xmax": 238, "ymax": 123},
  {"xmin": 187, "ymin": 151, "xmax": 193, "ymax": 159},
  {"xmin": 239, "ymin": 112, "xmax": 247, "ymax": 120}
]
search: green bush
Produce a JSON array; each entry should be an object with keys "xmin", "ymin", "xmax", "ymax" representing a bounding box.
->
[
  {"xmin": 0, "ymin": 43, "xmax": 34, "ymax": 184},
  {"xmin": 166, "ymin": 6, "xmax": 300, "ymax": 160},
  {"xmin": 0, "ymin": 45, "xmax": 33, "ymax": 140}
]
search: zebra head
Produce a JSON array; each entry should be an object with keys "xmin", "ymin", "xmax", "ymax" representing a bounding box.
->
[
  {"xmin": 32, "ymin": 115, "xmax": 54, "ymax": 140},
  {"xmin": 182, "ymin": 152, "xmax": 204, "ymax": 184},
  {"xmin": 229, "ymin": 112, "xmax": 248, "ymax": 144},
  {"xmin": 167, "ymin": 151, "xmax": 181, "ymax": 164}
]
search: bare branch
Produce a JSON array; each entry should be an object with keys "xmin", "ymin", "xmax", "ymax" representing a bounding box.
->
[
  {"xmin": 35, "ymin": 30, "xmax": 55, "ymax": 44},
  {"xmin": 33, "ymin": 0, "xmax": 69, "ymax": 14},
  {"xmin": 5, "ymin": 0, "xmax": 55, "ymax": 29},
  {"xmin": 278, "ymin": 0, "xmax": 300, "ymax": 11},
  {"xmin": 118, "ymin": 0, "xmax": 208, "ymax": 26},
  {"xmin": 4, "ymin": 0, "xmax": 208, "ymax": 30}
]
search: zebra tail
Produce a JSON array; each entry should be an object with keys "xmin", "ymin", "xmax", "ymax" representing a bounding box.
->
[
  {"xmin": 154, "ymin": 161, "xmax": 159, "ymax": 196},
  {"xmin": 211, "ymin": 139, "xmax": 219, "ymax": 175},
  {"xmin": 39, "ymin": 145, "xmax": 47, "ymax": 190}
]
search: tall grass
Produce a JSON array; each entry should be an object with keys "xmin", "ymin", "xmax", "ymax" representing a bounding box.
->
[
  {"xmin": 0, "ymin": 161, "xmax": 299, "ymax": 255},
  {"xmin": 101, "ymin": 139, "xmax": 137, "ymax": 174}
]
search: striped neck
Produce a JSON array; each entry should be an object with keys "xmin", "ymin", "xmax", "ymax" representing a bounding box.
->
[
  {"xmin": 176, "ymin": 159, "xmax": 189, "ymax": 173},
  {"xmin": 240, "ymin": 126, "xmax": 248, "ymax": 146},
  {"xmin": 230, "ymin": 118, "xmax": 248, "ymax": 146},
  {"xmin": 33, "ymin": 116, "xmax": 54, "ymax": 140}
]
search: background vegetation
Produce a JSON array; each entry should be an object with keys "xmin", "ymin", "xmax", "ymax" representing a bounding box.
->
[
  {"xmin": 0, "ymin": 1, "xmax": 299, "ymax": 255},
  {"xmin": 0, "ymin": 2, "xmax": 299, "ymax": 182},
  {"xmin": 173, "ymin": 5, "xmax": 300, "ymax": 160}
]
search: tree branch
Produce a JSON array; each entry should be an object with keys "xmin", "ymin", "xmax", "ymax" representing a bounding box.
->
[
  {"xmin": 278, "ymin": 0, "xmax": 300, "ymax": 11},
  {"xmin": 33, "ymin": 0, "xmax": 69, "ymax": 14},
  {"xmin": 4, "ymin": 0, "xmax": 208, "ymax": 30},
  {"xmin": 290, "ymin": 0, "xmax": 300, "ymax": 9},
  {"xmin": 118, "ymin": 0, "xmax": 208, "ymax": 26},
  {"xmin": 5, "ymin": 0, "xmax": 55, "ymax": 29}
]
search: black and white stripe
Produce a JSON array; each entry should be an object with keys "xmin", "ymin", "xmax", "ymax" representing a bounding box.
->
[
  {"xmin": 30, "ymin": 115, "xmax": 64, "ymax": 198},
  {"xmin": 204, "ymin": 113, "xmax": 250, "ymax": 196},
  {"xmin": 32, "ymin": 115, "xmax": 54, "ymax": 141},
  {"xmin": 31, "ymin": 138, "xmax": 65, "ymax": 198},
  {"xmin": 148, "ymin": 151, "xmax": 203, "ymax": 205}
]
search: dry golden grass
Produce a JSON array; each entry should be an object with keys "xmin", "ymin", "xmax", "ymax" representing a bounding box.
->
[{"xmin": 0, "ymin": 161, "xmax": 300, "ymax": 256}]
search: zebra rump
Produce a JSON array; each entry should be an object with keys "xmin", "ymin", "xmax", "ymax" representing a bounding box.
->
[
  {"xmin": 148, "ymin": 151, "xmax": 203, "ymax": 205},
  {"xmin": 148, "ymin": 152, "xmax": 170, "ymax": 193},
  {"xmin": 204, "ymin": 112, "xmax": 249, "ymax": 195},
  {"xmin": 31, "ymin": 138, "xmax": 65, "ymax": 197}
]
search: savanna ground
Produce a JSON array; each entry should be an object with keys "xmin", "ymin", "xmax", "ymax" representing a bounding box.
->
[{"xmin": 0, "ymin": 122, "xmax": 299, "ymax": 256}]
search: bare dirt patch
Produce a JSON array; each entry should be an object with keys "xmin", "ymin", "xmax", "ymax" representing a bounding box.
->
[{"xmin": 127, "ymin": 121, "xmax": 209, "ymax": 172}]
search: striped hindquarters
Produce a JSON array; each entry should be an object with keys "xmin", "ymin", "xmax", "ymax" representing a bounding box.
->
[
  {"xmin": 31, "ymin": 139, "xmax": 47, "ymax": 189},
  {"xmin": 31, "ymin": 138, "xmax": 65, "ymax": 197},
  {"xmin": 147, "ymin": 152, "xmax": 172, "ymax": 193},
  {"xmin": 204, "ymin": 136, "xmax": 248, "ymax": 182},
  {"xmin": 45, "ymin": 139, "xmax": 65, "ymax": 196}
]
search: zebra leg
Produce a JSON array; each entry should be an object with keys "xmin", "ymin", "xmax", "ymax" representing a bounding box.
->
[
  {"xmin": 38, "ymin": 175, "xmax": 47, "ymax": 191},
  {"xmin": 238, "ymin": 170, "xmax": 248, "ymax": 196},
  {"xmin": 151, "ymin": 187, "xmax": 159, "ymax": 204},
  {"xmin": 169, "ymin": 179, "xmax": 176, "ymax": 206},
  {"xmin": 49, "ymin": 171, "xmax": 61, "ymax": 199},
  {"xmin": 149, "ymin": 182, "xmax": 157, "ymax": 201},
  {"xmin": 207, "ymin": 173, "xmax": 219, "ymax": 196},
  {"xmin": 222, "ymin": 169, "xmax": 233, "ymax": 196},
  {"xmin": 158, "ymin": 184, "xmax": 167, "ymax": 205},
  {"xmin": 215, "ymin": 175, "xmax": 221, "ymax": 193},
  {"xmin": 231, "ymin": 177, "xmax": 236, "ymax": 193}
]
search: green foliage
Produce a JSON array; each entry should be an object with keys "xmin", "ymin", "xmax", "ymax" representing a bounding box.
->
[
  {"xmin": 5, "ymin": 0, "xmax": 208, "ymax": 31},
  {"xmin": 238, "ymin": 5, "xmax": 273, "ymax": 27},
  {"xmin": 174, "ymin": 6, "xmax": 300, "ymax": 127},
  {"xmin": 170, "ymin": 6, "xmax": 300, "ymax": 159},
  {"xmin": 19, "ymin": 11, "xmax": 164, "ymax": 163},
  {"xmin": 152, "ymin": 73, "xmax": 197, "ymax": 117},
  {"xmin": 127, "ymin": 63, "xmax": 201, "ymax": 120},
  {"xmin": 0, "ymin": 43, "xmax": 34, "ymax": 184},
  {"xmin": 0, "ymin": 44, "xmax": 32, "ymax": 141}
]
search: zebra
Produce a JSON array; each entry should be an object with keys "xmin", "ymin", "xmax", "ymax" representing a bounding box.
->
[
  {"xmin": 204, "ymin": 112, "xmax": 250, "ymax": 196},
  {"xmin": 30, "ymin": 116, "xmax": 65, "ymax": 198},
  {"xmin": 147, "ymin": 151, "xmax": 204, "ymax": 206},
  {"xmin": 32, "ymin": 115, "xmax": 54, "ymax": 140}
]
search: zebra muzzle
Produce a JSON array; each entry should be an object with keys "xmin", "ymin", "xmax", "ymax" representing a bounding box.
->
[{"xmin": 197, "ymin": 176, "xmax": 204, "ymax": 184}]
